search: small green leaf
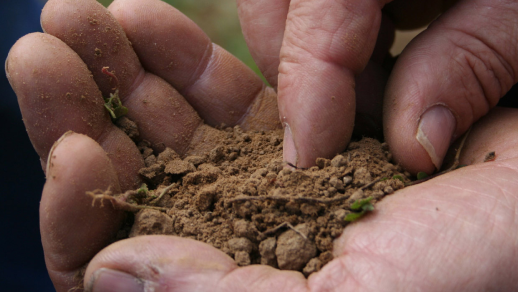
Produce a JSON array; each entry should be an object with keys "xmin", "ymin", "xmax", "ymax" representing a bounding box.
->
[
  {"xmin": 361, "ymin": 203, "xmax": 374, "ymax": 212},
  {"xmin": 379, "ymin": 177, "xmax": 389, "ymax": 181},
  {"xmin": 345, "ymin": 200, "xmax": 375, "ymax": 222},
  {"xmin": 137, "ymin": 183, "xmax": 148, "ymax": 195},
  {"xmin": 350, "ymin": 196, "xmax": 374, "ymax": 211},
  {"xmin": 416, "ymin": 171, "xmax": 428, "ymax": 180},
  {"xmin": 113, "ymin": 104, "xmax": 128, "ymax": 118},
  {"xmin": 104, "ymin": 90, "xmax": 128, "ymax": 120},
  {"xmin": 392, "ymin": 175, "xmax": 404, "ymax": 182},
  {"xmin": 344, "ymin": 211, "xmax": 366, "ymax": 222}
]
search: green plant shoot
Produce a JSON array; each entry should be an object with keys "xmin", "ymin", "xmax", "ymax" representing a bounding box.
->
[
  {"xmin": 102, "ymin": 67, "xmax": 128, "ymax": 120},
  {"xmin": 137, "ymin": 183, "xmax": 148, "ymax": 195},
  {"xmin": 345, "ymin": 196, "xmax": 375, "ymax": 222},
  {"xmin": 417, "ymin": 171, "xmax": 428, "ymax": 180}
]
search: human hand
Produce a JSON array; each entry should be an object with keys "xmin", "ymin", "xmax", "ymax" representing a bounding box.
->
[
  {"xmin": 6, "ymin": 0, "xmax": 280, "ymax": 290},
  {"xmin": 237, "ymin": 0, "xmax": 518, "ymax": 175},
  {"xmin": 7, "ymin": 0, "xmax": 518, "ymax": 291},
  {"xmin": 55, "ymin": 107, "xmax": 518, "ymax": 292}
]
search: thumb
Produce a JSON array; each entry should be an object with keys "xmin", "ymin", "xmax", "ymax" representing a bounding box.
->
[
  {"xmin": 83, "ymin": 236, "xmax": 308, "ymax": 292},
  {"xmin": 384, "ymin": 0, "xmax": 518, "ymax": 174}
]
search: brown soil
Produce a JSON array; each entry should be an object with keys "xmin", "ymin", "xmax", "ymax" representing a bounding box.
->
[{"xmin": 104, "ymin": 125, "xmax": 410, "ymax": 277}]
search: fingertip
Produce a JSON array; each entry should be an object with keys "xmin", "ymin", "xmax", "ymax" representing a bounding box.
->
[
  {"xmin": 46, "ymin": 130, "xmax": 75, "ymax": 175},
  {"xmin": 85, "ymin": 236, "xmax": 309, "ymax": 292},
  {"xmin": 84, "ymin": 236, "xmax": 237, "ymax": 292},
  {"xmin": 42, "ymin": 132, "xmax": 125, "ymax": 290}
]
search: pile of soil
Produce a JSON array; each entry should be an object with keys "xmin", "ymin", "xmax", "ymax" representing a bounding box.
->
[{"xmin": 109, "ymin": 125, "xmax": 410, "ymax": 276}]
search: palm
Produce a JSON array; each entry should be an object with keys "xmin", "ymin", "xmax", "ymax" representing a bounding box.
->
[{"xmin": 83, "ymin": 119, "xmax": 518, "ymax": 291}]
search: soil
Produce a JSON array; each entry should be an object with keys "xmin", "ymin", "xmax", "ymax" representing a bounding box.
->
[{"xmin": 106, "ymin": 125, "xmax": 411, "ymax": 277}]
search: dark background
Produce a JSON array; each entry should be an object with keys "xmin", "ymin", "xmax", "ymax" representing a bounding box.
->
[{"xmin": 0, "ymin": 0, "xmax": 54, "ymax": 291}]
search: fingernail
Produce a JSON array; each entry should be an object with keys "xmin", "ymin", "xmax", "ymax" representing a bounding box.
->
[
  {"xmin": 416, "ymin": 105, "xmax": 456, "ymax": 170},
  {"xmin": 46, "ymin": 131, "xmax": 75, "ymax": 176},
  {"xmin": 88, "ymin": 268, "xmax": 144, "ymax": 292},
  {"xmin": 5, "ymin": 55, "xmax": 9, "ymax": 78},
  {"xmin": 5, "ymin": 53, "xmax": 13, "ymax": 87},
  {"xmin": 283, "ymin": 123, "xmax": 298, "ymax": 166}
]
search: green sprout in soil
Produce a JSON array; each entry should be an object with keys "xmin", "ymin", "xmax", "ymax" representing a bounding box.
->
[
  {"xmin": 345, "ymin": 196, "xmax": 375, "ymax": 222},
  {"xmin": 392, "ymin": 175, "xmax": 404, "ymax": 182},
  {"xmin": 137, "ymin": 183, "xmax": 148, "ymax": 195},
  {"xmin": 102, "ymin": 67, "xmax": 128, "ymax": 120},
  {"xmin": 416, "ymin": 171, "xmax": 428, "ymax": 180}
]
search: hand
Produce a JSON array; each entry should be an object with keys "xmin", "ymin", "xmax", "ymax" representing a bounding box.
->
[
  {"xmin": 7, "ymin": 0, "xmax": 518, "ymax": 291},
  {"xmin": 51, "ymin": 108, "xmax": 518, "ymax": 292},
  {"xmin": 7, "ymin": 0, "xmax": 279, "ymax": 290},
  {"xmin": 237, "ymin": 0, "xmax": 518, "ymax": 175}
]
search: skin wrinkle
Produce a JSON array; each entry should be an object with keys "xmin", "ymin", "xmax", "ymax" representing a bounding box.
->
[
  {"xmin": 459, "ymin": 43, "xmax": 505, "ymax": 106},
  {"xmin": 182, "ymin": 41, "xmax": 213, "ymax": 96},
  {"xmin": 448, "ymin": 51, "xmax": 485, "ymax": 126},
  {"xmin": 209, "ymin": 261, "xmax": 238, "ymax": 292},
  {"xmin": 121, "ymin": 66, "xmax": 147, "ymax": 103},
  {"xmin": 233, "ymin": 83, "xmax": 265, "ymax": 127},
  {"xmin": 388, "ymin": 213, "xmax": 443, "ymax": 236},
  {"xmin": 281, "ymin": 29, "xmax": 315, "ymax": 65},
  {"xmin": 425, "ymin": 182, "xmax": 516, "ymax": 240},
  {"xmin": 436, "ymin": 170, "xmax": 515, "ymax": 200},
  {"xmin": 238, "ymin": 271, "xmax": 304, "ymax": 292},
  {"xmin": 309, "ymin": 257, "xmax": 355, "ymax": 292},
  {"xmin": 446, "ymin": 25, "xmax": 516, "ymax": 98},
  {"xmin": 341, "ymin": 248, "xmax": 407, "ymax": 290},
  {"xmin": 283, "ymin": 0, "xmax": 378, "ymax": 70},
  {"xmin": 370, "ymin": 214, "xmax": 478, "ymax": 291}
]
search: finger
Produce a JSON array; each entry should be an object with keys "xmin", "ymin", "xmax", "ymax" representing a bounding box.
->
[
  {"xmin": 6, "ymin": 32, "xmax": 142, "ymax": 190},
  {"xmin": 237, "ymin": 0, "xmax": 290, "ymax": 89},
  {"xmin": 40, "ymin": 0, "xmax": 209, "ymax": 155},
  {"xmin": 237, "ymin": 1, "xmax": 394, "ymax": 88},
  {"xmin": 107, "ymin": 0, "xmax": 280, "ymax": 131},
  {"xmin": 41, "ymin": 132, "xmax": 124, "ymax": 292},
  {"xmin": 83, "ymin": 236, "xmax": 308, "ymax": 292},
  {"xmin": 457, "ymin": 107, "xmax": 518, "ymax": 165},
  {"xmin": 278, "ymin": 0, "xmax": 387, "ymax": 167},
  {"xmin": 238, "ymin": 1, "xmax": 394, "ymax": 138},
  {"xmin": 319, "ymin": 107, "xmax": 518, "ymax": 291},
  {"xmin": 384, "ymin": 0, "xmax": 518, "ymax": 174}
]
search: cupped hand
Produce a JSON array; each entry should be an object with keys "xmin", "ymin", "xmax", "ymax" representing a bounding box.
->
[
  {"xmin": 6, "ymin": 0, "xmax": 280, "ymax": 290},
  {"xmin": 80, "ymin": 108, "xmax": 518, "ymax": 292},
  {"xmin": 7, "ymin": 0, "xmax": 518, "ymax": 291},
  {"xmin": 238, "ymin": 0, "xmax": 518, "ymax": 174}
]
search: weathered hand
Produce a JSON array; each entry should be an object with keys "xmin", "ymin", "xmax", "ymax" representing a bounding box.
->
[
  {"xmin": 7, "ymin": 0, "xmax": 518, "ymax": 291},
  {"xmin": 80, "ymin": 107, "xmax": 518, "ymax": 291},
  {"xmin": 238, "ymin": 0, "xmax": 518, "ymax": 174},
  {"xmin": 6, "ymin": 0, "xmax": 279, "ymax": 290}
]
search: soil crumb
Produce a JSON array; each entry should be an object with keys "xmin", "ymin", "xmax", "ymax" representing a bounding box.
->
[{"xmin": 113, "ymin": 126, "xmax": 410, "ymax": 276}]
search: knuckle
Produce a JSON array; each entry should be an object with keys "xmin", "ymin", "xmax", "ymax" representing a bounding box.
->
[{"xmin": 447, "ymin": 26, "xmax": 517, "ymax": 110}]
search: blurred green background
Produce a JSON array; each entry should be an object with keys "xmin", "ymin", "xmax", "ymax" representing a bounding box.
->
[{"xmin": 97, "ymin": 0, "xmax": 265, "ymax": 82}]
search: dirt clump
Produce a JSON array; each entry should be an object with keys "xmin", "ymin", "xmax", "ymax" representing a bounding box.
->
[{"xmin": 111, "ymin": 126, "xmax": 409, "ymax": 276}]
